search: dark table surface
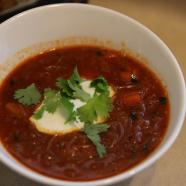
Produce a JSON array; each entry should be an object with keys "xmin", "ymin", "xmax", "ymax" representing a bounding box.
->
[{"xmin": 0, "ymin": 0, "xmax": 88, "ymax": 22}]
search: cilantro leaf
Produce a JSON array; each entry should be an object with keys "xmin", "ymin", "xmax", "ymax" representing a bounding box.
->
[
  {"xmin": 69, "ymin": 66, "xmax": 82, "ymax": 84},
  {"xmin": 77, "ymin": 93, "xmax": 113, "ymax": 123},
  {"xmin": 33, "ymin": 90, "xmax": 76, "ymax": 122},
  {"xmin": 33, "ymin": 89, "xmax": 62, "ymax": 119},
  {"xmin": 77, "ymin": 98, "xmax": 97, "ymax": 123},
  {"xmin": 61, "ymin": 96, "xmax": 76, "ymax": 123},
  {"xmin": 33, "ymin": 105, "xmax": 45, "ymax": 119},
  {"xmin": 56, "ymin": 78, "xmax": 73, "ymax": 97},
  {"xmin": 14, "ymin": 83, "xmax": 41, "ymax": 106},
  {"xmin": 94, "ymin": 93, "xmax": 113, "ymax": 118},
  {"xmin": 68, "ymin": 67, "xmax": 90, "ymax": 102},
  {"xmin": 90, "ymin": 76, "xmax": 109, "ymax": 94},
  {"xmin": 43, "ymin": 89, "xmax": 61, "ymax": 113},
  {"xmin": 83, "ymin": 123, "xmax": 110, "ymax": 158},
  {"xmin": 56, "ymin": 67, "xmax": 90, "ymax": 102},
  {"xmin": 56, "ymin": 67, "xmax": 81, "ymax": 97},
  {"xmin": 68, "ymin": 80, "xmax": 90, "ymax": 102}
]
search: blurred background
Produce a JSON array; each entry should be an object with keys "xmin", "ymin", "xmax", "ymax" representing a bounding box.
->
[{"xmin": 0, "ymin": 0, "xmax": 185, "ymax": 186}]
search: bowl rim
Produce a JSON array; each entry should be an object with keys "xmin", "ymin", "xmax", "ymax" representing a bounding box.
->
[{"xmin": 0, "ymin": 3, "xmax": 186, "ymax": 186}]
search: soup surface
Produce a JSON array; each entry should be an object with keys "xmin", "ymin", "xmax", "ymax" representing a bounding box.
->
[{"xmin": 0, "ymin": 46, "xmax": 169, "ymax": 181}]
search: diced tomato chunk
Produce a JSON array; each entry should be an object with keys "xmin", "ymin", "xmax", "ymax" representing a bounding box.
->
[
  {"xmin": 120, "ymin": 72, "xmax": 131, "ymax": 83},
  {"xmin": 6, "ymin": 102, "xmax": 27, "ymax": 118},
  {"xmin": 123, "ymin": 92, "xmax": 141, "ymax": 107}
]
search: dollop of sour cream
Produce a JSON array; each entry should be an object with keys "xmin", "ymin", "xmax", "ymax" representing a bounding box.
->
[{"xmin": 30, "ymin": 81, "xmax": 115, "ymax": 135}]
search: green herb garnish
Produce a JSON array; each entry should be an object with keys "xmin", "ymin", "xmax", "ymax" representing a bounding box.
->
[
  {"xmin": 77, "ymin": 76, "xmax": 112, "ymax": 124},
  {"xmin": 33, "ymin": 89, "xmax": 75, "ymax": 122},
  {"xmin": 61, "ymin": 96, "xmax": 76, "ymax": 123},
  {"xmin": 83, "ymin": 123, "xmax": 110, "ymax": 158},
  {"xmin": 77, "ymin": 96, "xmax": 97, "ymax": 123},
  {"xmin": 77, "ymin": 93, "xmax": 112, "ymax": 123},
  {"xmin": 57, "ymin": 67, "xmax": 90, "ymax": 102},
  {"xmin": 94, "ymin": 93, "xmax": 113, "ymax": 118},
  {"xmin": 14, "ymin": 67, "xmax": 113, "ymax": 158},
  {"xmin": 14, "ymin": 83, "xmax": 41, "ymax": 106},
  {"xmin": 33, "ymin": 105, "xmax": 45, "ymax": 119},
  {"xmin": 69, "ymin": 66, "xmax": 82, "ymax": 84},
  {"xmin": 56, "ymin": 78, "xmax": 73, "ymax": 97},
  {"xmin": 68, "ymin": 80, "xmax": 90, "ymax": 102},
  {"xmin": 90, "ymin": 76, "xmax": 109, "ymax": 94},
  {"xmin": 42, "ymin": 89, "xmax": 62, "ymax": 113},
  {"xmin": 33, "ymin": 89, "xmax": 62, "ymax": 119}
]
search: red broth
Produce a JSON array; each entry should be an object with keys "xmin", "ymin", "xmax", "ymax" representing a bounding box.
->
[{"xmin": 0, "ymin": 46, "xmax": 169, "ymax": 181}]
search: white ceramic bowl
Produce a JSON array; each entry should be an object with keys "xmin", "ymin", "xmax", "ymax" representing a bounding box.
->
[{"xmin": 0, "ymin": 4, "xmax": 185, "ymax": 186}]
